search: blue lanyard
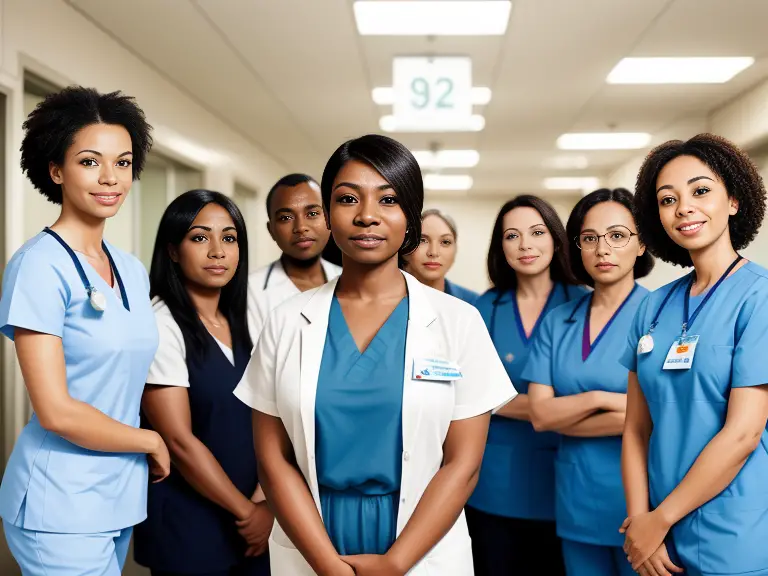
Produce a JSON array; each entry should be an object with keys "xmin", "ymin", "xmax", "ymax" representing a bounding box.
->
[
  {"xmin": 681, "ymin": 255, "xmax": 742, "ymax": 337},
  {"xmin": 43, "ymin": 227, "xmax": 131, "ymax": 311}
]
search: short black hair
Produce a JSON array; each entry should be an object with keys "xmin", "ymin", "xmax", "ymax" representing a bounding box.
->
[
  {"xmin": 150, "ymin": 189, "xmax": 251, "ymax": 364},
  {"xmin": 566, "ymin": 188, "xmax": 655, "ymax": 286},
  {"xmin": 20, "ymin": 86, "xmax": 152, "ymax": 205},
  {"xmin": 265, "ymin": 173, "xmax": 318, "ymax": 217},
  {"xmin": 487, "ymin": 194, "xmax": 580, "ymax": 291},
  {"xmin": 321, "ymin": 134, "xmax": 422, "ymax": 257},
  {"xmin": 634, "ymin": 133, "xmax": 766, "ymax": 267}
]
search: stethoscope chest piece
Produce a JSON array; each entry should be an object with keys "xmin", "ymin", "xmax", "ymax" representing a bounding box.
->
[
  {"xmin": 637, "ymin": 333, "xmax": 654, "ymax": 354},
  {"xmin": 89, "ymin": 288, "xmax": 107, "ymax": 312}
]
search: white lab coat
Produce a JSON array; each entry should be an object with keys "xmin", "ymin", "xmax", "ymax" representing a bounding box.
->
[
  {"xmin": 246, "ymin": 258, "xmax": 342, "ymax": 339},
  {"xmin": 234, "ymin": 271, "xmax": 516, "ymax": 575}
]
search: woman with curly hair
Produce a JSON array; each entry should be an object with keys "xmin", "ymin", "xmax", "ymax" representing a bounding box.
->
[
  {"xmin": 619, "ymin": 134, "xmax": 768, "ymax": 576},
  {"xmin": 0, "ymin": 86, "xmax": 169, "ymax": 574}
]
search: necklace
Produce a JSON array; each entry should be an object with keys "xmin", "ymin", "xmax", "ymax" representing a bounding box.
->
[{"xmin": 199, "ymin": 315, "xmax": 223, "ymax": 329}]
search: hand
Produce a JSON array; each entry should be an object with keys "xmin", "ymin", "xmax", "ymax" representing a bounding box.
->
[
  {"xmin": 620, "ymin": 510, "xmax": 672, "ymax": 570},
  {"xmin": 635, "ymin": 543, "xmax": 683, "ymax": 576},
  {"xmin": 148, "ymin": 433, "xmax": 170, "ymax": 483},
  {"xmin": 341, "ymin": 554, "xmax": 405, "ymax": 576},
  {"xmin": 236, "ymin": 501, "xmax": 273, "ymax": 557}
]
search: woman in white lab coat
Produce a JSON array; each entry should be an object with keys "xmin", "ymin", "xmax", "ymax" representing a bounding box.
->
[{"xmin": 234, "ymin": 134, "xmax": 515, "ymax": 576}]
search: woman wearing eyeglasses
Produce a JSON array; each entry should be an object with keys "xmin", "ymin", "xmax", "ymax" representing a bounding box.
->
[{"xmin": 523, "ymin": 188, "xmax": 654, "ymax": 576}]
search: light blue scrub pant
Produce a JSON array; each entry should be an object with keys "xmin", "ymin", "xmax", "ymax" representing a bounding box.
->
[
  {"xmin": 562, "ymin": 539, "xmax": 636, "ymax": 576},
  {"xmin": 3, "ymin": 521, "xmax": 132, "ymax": 576}
]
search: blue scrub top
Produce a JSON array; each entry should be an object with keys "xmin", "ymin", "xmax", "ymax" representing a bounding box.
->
[
  {"xmin": 0, "ymin": 232, "xmax": 158, "ymax": 533},
  {"xmin": 522, "ymin": 284, "xmax": 647, "ymax": 546},
  {"xmin": 620, "ymin": 263, "xmax": 768, "ymax": 576},
  {"xmin": 444, "ymin": 279, "xmax": 479, "ymax": 306},
  {"xmin": 467, "ymin": 282, "xmax": 588, "ymax": 520},
  {"xmin": 315, "ymin": 296, "xmax": 408, "ymax": 556}
]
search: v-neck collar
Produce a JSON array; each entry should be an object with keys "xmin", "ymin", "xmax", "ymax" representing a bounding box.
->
[
  {"xmin": 512, "ymin": 284, "xmax": 558, "ymax": 344},
  {"xmin": 581, "ymin": 284, "xmax": 638, "ymax": 361},
  {"xmin": 333, "ymin": 295, "xmax": 408, "ymax": 355}
]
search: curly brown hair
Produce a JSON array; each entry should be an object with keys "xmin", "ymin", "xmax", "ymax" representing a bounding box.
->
[{"xmin": 633, "ymin": 133, "xmax": 766, "ymax": 267}]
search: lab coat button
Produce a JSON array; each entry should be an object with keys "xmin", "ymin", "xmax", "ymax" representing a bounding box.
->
[{"xmin": 403, "ymin": 451, "xmax": 410, "ymax": 461}]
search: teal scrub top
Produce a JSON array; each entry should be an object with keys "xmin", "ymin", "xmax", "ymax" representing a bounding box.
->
[
  {"xmin": 315, "ymin": 296, "xmax": 408, "ymax": 555},
  {"xmin": 0, "ymin": 232, "xmax": 158, "ymax": 533},
  {"xmin": 621, "ymin": 263, "xmax": 768, "ymax": 576},
  {"xmin": 522, "ymin": 284, "xmax": 647, "ymax": 546},
  {"xmin": 467, "ymin": 282, "xmax": 588, "ymax": 520}
]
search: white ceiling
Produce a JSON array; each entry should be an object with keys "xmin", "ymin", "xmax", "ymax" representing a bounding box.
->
[{"xmin": 66, "ymin": 0, "xmax": 768, "ymax": 196}]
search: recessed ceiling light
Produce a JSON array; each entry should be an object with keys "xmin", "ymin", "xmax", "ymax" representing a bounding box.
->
[
  {"xmin": 379, "ymin": 115, "xmax": 486, "ymax": 133},
  {"xmin": 557, "ymin": 132, "xmax": 651, "ymax": 150},
  {"xmin": 424, "ymin": 174, "xmax": 474, "ymax": 191},
  {"xmin": 542, "ymin": 155, "xmax": 589, "ymax": 170},
  {"xmin": 372, "ymin": 86, "xmax": 492, "ymax": 106},
  {"xmin": 543, "ymin": 177, "xmax": 601, "ymax": 191},
  {"xmin": 412, "ymin": 150, "xmax": 480, "ymax": 169},
  {"xmin": 354, "ymin": 1, "xmax": 512, "ymax": 36},
  {"xmin": 607, "ymin": 57, "xmax": 754, "ymax": 84}
]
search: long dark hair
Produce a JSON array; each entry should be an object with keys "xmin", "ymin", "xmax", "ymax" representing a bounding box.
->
[
  {"xmin": 149, "ymin": 189, "xmax": 251, "ymax": 363},
  {"xmin": 487, "ymin": 195, "xmax": 579, "ymax": 291},
  {"xmin": 566, "ymin": 188, "xmax": 654, "ymax": 286}
]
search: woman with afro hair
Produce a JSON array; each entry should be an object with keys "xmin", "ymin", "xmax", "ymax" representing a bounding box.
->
[
  {"xmin": 619, "ymin": 133, "xmax": 768, "ymax": 576},
  {"xmin": 0, "ymin": 86, "xmax": 169, "ymax": 575}
]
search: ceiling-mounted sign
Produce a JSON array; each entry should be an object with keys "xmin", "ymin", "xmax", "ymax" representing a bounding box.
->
[{"xmin": 392, "ymin": 56, "xmax": 472, "ymax": 131}]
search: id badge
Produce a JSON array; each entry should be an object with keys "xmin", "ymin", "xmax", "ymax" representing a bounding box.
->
[
  {"xmin": 662, "ymin": 335, "xmax": 700, "ymax": 370},
  {"xmin": 412, "ymin": 357, "xmax": 462, "ymax": 382}
]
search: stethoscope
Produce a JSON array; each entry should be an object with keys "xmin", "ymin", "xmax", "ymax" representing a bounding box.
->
[
  {"xmin": 263, "ymin": 259, "xmax": 328, "ymax": 290},
  {"xmin": 489, "ymin": 283, "xmax": 571, "ymax": 340},
  {"xmin": 44, "ymin": 227, "xmax": 130, "ymax": 312}
]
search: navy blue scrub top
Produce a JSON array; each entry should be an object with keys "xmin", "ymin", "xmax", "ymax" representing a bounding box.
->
[
  {"xmin": 134, "ymin": 329, "xmax": 263, "ymax": 574},
  {"xmin": 522, "ymin": 285, "xmax": 647, "ymax": 546},
  {"xmin": 444, "ymin": 279, "xmax": 479, "ymax": 306},
  {"xmin": 315, "ymin": 296, "xmax": 408, "ymax": 556},
  {"xmin": 467, "ymin": 282, "xmax": 588, "ymax": 520},
  {"xmin": 621, "ymin": 264, "xmax": 768, "ymax": 576}
]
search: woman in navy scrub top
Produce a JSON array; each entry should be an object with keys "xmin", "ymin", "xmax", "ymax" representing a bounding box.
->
[
  {"xmin": 134, "ymin": 190, "xmax": 271, "ymax": 576},
  {"xmin": 0, "ymin": 87, "xmax": 170, "ymax": 575},
  {"xmin": 234, "ymin": 135, "xmax": 514, "ymax": 576},
  {"xmin": 465, "ymin": 195, "xmax": 585, "ymax": 576},
  {"xmin": 524, "ymin": 188, "xmax": 654, "ymax": 576},
  {"xmin": 404, "ymin": 209, "xmax": 478, "ymax": 304},
  {"xmin": 621, "ymin": 134, "xmax": 768, "ymax": 576}
]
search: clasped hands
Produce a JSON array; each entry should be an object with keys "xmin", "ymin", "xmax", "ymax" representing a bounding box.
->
[{"xmin": 619, "ymin": 510, "xmax": 683, "ymax": 576}]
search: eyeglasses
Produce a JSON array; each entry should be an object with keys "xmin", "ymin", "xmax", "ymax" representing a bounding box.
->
[{"xmin": 576, "ymin": 226, "xmax": 638, "ymax": 250}]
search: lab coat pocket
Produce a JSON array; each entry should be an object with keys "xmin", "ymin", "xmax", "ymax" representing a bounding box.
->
[
  {"xmin": 267, "ymin": 536, "xmax": 314, "ymax": 576},
  {"xmin": 697, "ymin": 491, "xmax": 768, "ymax": 574}
]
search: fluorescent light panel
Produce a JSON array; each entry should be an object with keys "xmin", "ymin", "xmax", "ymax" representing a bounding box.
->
[
  {"xmin": 354, "ymin": 1, "xmax": 512, "ymax": 36},
  {"xmin": 372, "ymin": 86, "xmax": 492, "ymax": 106},
  {"xmin": 413, "ymin": 150, "xmax": 480, "ymax": 169},
  {"xmin": 543, "ymin": 177, "xmax": 601, "ymax": 191},
  {"xmin": 379, "ymin": 114, "xmax": 486, "ymax": 133},
  {"xmin": 424, "ymin": 174, "xmax": 474, "ymax": 191},
  {"xmin": 607, "ymin": 57, "xmax": 754, "ymax": 84},
  {"xmin": 557, "ymin": 132, "xmax": 651, "ymax": 150}
]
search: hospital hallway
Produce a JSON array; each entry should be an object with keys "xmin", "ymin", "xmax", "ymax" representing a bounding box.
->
[{"xmin": 1, "ymin": 0, "xmax": 768, "ymax": 574}]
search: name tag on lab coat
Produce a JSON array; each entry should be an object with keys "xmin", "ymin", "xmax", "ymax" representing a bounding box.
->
[
  {"xmin": 663, "ymin": 335, "xmax": 699, "ymax": 370},
  {"xmin": 413, "ymin": 357, "xmax": 463, "ymax": 382}
]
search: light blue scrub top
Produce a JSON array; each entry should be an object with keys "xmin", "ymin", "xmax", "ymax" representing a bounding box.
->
[
  {"xmin": 315, "ymin": 296, "xmax": 408, "ymax": 556},
  {"xmin": 444, "ymin": 279, "xmax": 479, "ymax": 306},
  {"xmin": 620, "ymin": 263, "xmax": 768, "ymax": 576},
  {"xmin": 0, "ymin": 232, "xmax": 159, "ymax": 533},
  {"xmin": 522, "ymin": 284, "xmax": 647, "ymax": 546},
  {"xmin": 468, "ymin": 282, "xmax": 588, "ymax": 520}
]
